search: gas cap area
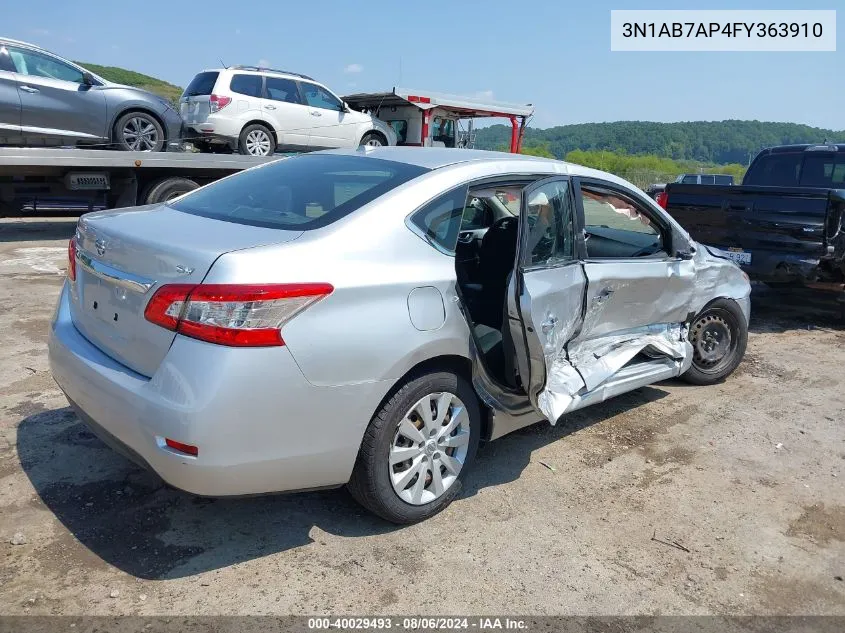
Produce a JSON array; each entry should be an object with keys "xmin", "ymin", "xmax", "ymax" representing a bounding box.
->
[{"xmin": 407, "ymin": 287, "xmax": 446, "ymax": 331}]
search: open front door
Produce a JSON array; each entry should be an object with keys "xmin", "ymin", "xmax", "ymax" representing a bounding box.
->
[{"xmin": 507, "ymin": 177, "xmax": 586, "ymax": 423}]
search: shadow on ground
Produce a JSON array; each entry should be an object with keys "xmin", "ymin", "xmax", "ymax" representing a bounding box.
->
[
  {"xmin": 17, "ymin": 386, "xmax": 667, "ymax": 580},
  {"xmin": 749, "ymin": 283, "xmax": 843, "ymax": 333},
  {"xmin": 0, "ymin": 219, "xmax": 77, "ymax": 243}
]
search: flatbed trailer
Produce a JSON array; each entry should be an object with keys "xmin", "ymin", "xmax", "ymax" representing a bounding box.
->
[{"xmin": 0, "ymin": 147, "xmax": 278, "ymax": 216}]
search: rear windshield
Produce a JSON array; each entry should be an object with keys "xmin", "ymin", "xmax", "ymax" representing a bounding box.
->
[
  {"xmin": 184, "ymin": 71, "xmax": 219, "ymax": 97},
  {"xmin": 169, "ymin": 154, "xmax": 429, "ymax": 230},
  {"xmin": 745, "ymin": 151, "xmax": 845, "ymax": 187}
]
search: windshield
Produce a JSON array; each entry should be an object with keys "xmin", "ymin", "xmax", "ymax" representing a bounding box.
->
[{"xmin": 169, "ymin": 154, "xmax": 429, "ymax": 230}]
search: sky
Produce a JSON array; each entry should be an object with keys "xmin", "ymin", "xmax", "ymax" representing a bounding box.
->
[{"xmin": 3, "ymin": 0, "xmax": 843, "ymax": 130}]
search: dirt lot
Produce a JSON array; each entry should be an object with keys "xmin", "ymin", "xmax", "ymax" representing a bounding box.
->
[{"xmin": 0, "ymin": 217, "xmax": 843, "ymax": 616}]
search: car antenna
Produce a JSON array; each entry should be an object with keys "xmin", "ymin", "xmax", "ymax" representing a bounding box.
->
[{"xmin": 219, "ymin": 58, "xmax": 228, "ymax": 69}]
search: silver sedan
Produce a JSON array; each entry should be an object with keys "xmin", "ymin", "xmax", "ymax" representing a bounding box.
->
[{"xmin": 48, "ymin": 147, "xmax": 751, "ymax": 523}]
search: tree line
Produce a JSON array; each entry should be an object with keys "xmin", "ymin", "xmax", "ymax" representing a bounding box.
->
[{"xmin": 474, "ymin": 120, "xmax": 844, "ymax": 165}]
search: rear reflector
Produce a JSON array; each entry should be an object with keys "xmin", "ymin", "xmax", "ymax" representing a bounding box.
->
[
  {"xmin": 144, "ymin": 283, "xmax": 333, "ymax": 347},
  {"xmin": 67, "ymin": 237, "xmax": 77, "ymax": 282},
  {"xmin": 165, "ymin": 438, "xmax": 198, "ymax": 456}
]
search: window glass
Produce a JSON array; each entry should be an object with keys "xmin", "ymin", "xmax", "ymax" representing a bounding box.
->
[
  {"xmin": 386, "ymin": 120, "xmax": 408, "ymax": 143},
  {"xmin": 410, "ymin": 187, "xmax": 469, "ymax": 253},
  {"xmin": 799, "ymin": 153, "xmax": 845, "ymax": 187},
  {"xmin": 170, "ymin": 154, "xmax": 428, "ymax": 230},
  {"xmin": 0, "ymin": 47, "xmax": 15, "ymax": 72},
  {"xmin": 460, "ymin": 198, "xmax": 492, "ymax": 231},
  {"xmin": 701, "ymin": 175, "xmax": 715, "ymax": 185},
  {"xmin": 229, "ymin": 74, "xmax": 263, "ymax": 98},
  {"xmin": 184, "ymin": 71, "xmax": 219, "ymax": 96},
  {"xmin": 681, "ymin": 175, "xmax": 698, "ymax": 184},
  {"xmin": 581, "ymin": 186, "xmax": 664, "ymax": 258},
  {"xmin": 745, "ymin": 153, "xmax": 802, "ymax": 186},
  {"xmin": 8, "ymin": 47, "xmax": 84, "ymax": 83},
  {"xmin": 265, "ymin": 77, "xmax": 301, "ymax": 104},
  {"xmin": 714, "ymin": 174, "xmax": 733, "ymax": 185},
  {"xmin": 523, "ymin": 180, "xmax": 575, "ymax": 267},
  {"xmin": 301, "ymin": 83, "xmax": 342, "ymax": 111}
]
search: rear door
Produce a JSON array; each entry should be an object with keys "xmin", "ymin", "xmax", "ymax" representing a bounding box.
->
[
  {"xmin": 263, "ymin": 76, "xmax": 311, "ymax": 149},
  {"xmin": 180, "ymin": 71, "xmax": 219, "ymax": 127},
  {"xmin": 0, "ymin": 45, "xmax": 21, "ymax": 143},
  {"xmin": 566, "ymin": 178, "xmax": 695, "ymax": 392},
  {"xmin": 508, "ymin": 177, "xmax": 587, "ymax": 421},
  {"xmin": 7, "ymin": 46, "xmax": 107, "ymax": 143}
]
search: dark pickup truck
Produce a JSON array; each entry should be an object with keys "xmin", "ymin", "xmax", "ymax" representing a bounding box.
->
[{"xmin": 659, "ymin": 144, "xmax": 845, "ymax": 299}]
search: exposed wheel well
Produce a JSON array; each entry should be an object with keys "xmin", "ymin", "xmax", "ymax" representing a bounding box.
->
[
  {"xmin": 111, "ymin": 108, "xmax": 168, "ymax": 142},
  {"xmin": 369, "ymin": 355, "xmax": 488, "ymax": 437}
]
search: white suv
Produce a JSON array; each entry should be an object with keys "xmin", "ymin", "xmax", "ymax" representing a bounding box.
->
[{"xmin": 180, "ymin": 66, "xmax": 397, "ymax": 156}]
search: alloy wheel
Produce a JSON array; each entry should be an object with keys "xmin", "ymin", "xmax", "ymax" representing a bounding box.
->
[
  {"xmin": 122, "ymin": 117, "xmax": 159, "ymax": 151},
  {"xmin": 245, "ymin": 130, "xmax": 272, "ymax": 156}
]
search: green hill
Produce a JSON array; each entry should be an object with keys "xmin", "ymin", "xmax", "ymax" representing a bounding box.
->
[
  {"xmin": 74, "ymin": 62, "xmax": 183, "ymax": 104},
  {"xmin": 475, "ymin": 120, "xmax": 845, "ymax": 165}
]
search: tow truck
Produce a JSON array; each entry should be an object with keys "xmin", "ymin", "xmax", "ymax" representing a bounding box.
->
[
  {"xmin": 342, "ymin": 87, "xmax": 534, "ymax": 153},
  {"xmin": 0, "ymin": 88, "xmax": 534, "ymax": 216}
]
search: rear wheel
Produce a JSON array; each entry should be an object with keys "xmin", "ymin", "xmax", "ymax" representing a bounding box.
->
[
  {"xmin": 359, "ymin": 132, "xmax": 387, "ymax": 147},
  {"xmin": 142, "ymin": 177, "xmax": 199, "ymax": 205},
  {"xmin": 348, "ymin": 370, "xmax": 480, "ymax": 524},
  {"xmin": 114, "ymin": 111, "xmax": 165, "ymax": 152},
  {"xmin": 681, "ymin": 298, "xmax": 748, "ymax": 385},
  {"xmin": 238, "ymin": 124, "xmax": 275, "ymax": 156}
]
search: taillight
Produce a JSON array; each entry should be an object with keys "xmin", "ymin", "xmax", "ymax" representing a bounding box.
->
[
  {"xmin": 209, "ymin": 94, "xmax": 232, "ymax": 113},
  {"xmin": 656, "ymin": 191, "xmax": 668, "ymax": 209},
  {"xmin": 144, "ymin": 283, "xmax": 333, "ymax": 347},
  {"xmin": 67, "ymin": 238, "xmax": 77, "ymax": 281}
]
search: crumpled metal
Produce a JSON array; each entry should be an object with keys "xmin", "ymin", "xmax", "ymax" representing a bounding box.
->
[{"xmin": 537, "ymin": 246, "xmax": 749, "ymax": 424}]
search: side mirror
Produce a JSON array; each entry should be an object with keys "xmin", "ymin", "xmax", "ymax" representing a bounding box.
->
[
  {"xmin": 82, "ymin": 71, "xmax": 95, "ymax": 86},
  {"xmin": 676, "ymin": 249, "xmax": 694, "ymax": 260},
  {"xmin": 343, "ymin": 101, "xmax": 352, "ymax": 112}
]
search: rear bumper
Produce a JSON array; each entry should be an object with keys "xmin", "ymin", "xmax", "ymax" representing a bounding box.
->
[
  {"xmin": 48, "ymin": 282, "xmax": 387, "ymax": 496},
  {"xmin": 183, "ymin": 115, "xmax": 241, "ymax": 150}
]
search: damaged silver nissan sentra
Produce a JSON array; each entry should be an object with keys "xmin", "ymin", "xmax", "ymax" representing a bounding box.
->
[{"xmin": 48, "ymin": 147, "xmax": 750, "ymax": 524}]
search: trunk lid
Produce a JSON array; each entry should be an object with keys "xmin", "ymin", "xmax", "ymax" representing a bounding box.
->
[
  {"xmin": 180, "ymin": 71, "xmax": 219, "ymax": 126},
  {"xmin": 180, "ymin": 95, "xmax": 212, "ymax": 126},
  {"xmin": 71, "ymin": 205, "xmax": 302, "ymax": 377}
]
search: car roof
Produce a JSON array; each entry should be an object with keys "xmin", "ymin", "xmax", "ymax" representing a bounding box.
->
[
  {"xmin": 202, "ymin": 66, "xmax": 317, "ymax": 83},
  {"xmin": 764, "ymin": 143, "xmax": 845, "ymax": 154},
  {"xmin": 315, "ymin": 146, "xmax": 641, "ymax": 190}
]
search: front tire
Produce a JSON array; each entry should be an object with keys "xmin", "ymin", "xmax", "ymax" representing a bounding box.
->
[
  {"xmin": 114, "ymin": 112, "xmax": 165, "ymax": 152},
  {"xmin": 681, "ymin": 298, "xmax": 748, "ymax": 385},
  {"xmin": 238, "ymin": 124, "xmax": 275, "ymax": 156},
  {"xmin": 359, "ymin": 132, "xmax": 387, "ymax": 147},
  {"xmin": 348, "ymin": 370, "xmax": 481, "ymax": 524}
]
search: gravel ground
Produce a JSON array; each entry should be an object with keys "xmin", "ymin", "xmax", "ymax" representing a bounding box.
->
[{"xmin": 0, "ymin": 217, "xmax": 843, "ymax": 616}]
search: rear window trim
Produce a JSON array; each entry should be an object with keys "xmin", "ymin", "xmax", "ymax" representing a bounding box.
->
[{"xmin": 168, "ymin": 154, "xmax": 430, "ymax": 231}]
